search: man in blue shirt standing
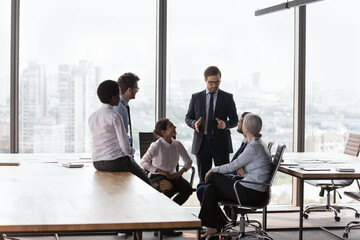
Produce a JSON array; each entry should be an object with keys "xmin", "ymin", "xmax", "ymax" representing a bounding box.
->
[{"xmin": 114, "ymin": 72, "xmax": 140, "ymax": 147}]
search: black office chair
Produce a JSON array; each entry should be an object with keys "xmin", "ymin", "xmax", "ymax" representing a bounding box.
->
[
  {"xmin": 212, "ymin": 144, "xmax": 286, "ymax": 240},
  {"xmin": 138, "ymin": 132, "xmax": 195, "ymax": 188},
  {"xmin": 303, "ymin": 132, "xmax": 360, "ymax": 222},
  {"xmin": 343, "ymin": 183, "xmax": 360, "ymax": 239}
]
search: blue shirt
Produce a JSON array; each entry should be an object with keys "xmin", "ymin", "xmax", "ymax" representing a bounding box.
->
[{"xmin": 114, "ymin": 96, "xmax": 132, "ymax": 145}]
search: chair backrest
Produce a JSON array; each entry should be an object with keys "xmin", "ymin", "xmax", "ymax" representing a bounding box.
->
[
  {"xmin": 344, "ymin": 132, "xmax": 360, "ymax": 157},
  {"xmin": 139, "ymin": 132, "xmax": 157, "ymax": 158},
  {"xmin": 267, "ymin": 141, "xmax": 274, "ymax": 154},
  {"xmin": 232, "ymin": 144, "xmax": 286, "ymax": 209},
  {"xmin": 267, "ymin": 144, "xmax": 286, "ymax": 186}
]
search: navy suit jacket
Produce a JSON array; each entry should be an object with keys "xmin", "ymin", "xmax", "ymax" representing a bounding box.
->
[{"xmin": 185, "ymin": 89, "xmax": 238, "ymax": 155}]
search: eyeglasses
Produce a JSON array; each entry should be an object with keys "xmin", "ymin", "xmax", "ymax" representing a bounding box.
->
[
  {"xmin": 133, "ymin": 87, "xmax": 140, "ymax": 91},
  {"xmin": 207, "ymin": 80, "xmax": 221, "ymax": 85}
]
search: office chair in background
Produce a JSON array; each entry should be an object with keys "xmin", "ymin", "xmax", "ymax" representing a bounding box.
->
[
  {"xmin": 342, "ymin": 181, "xmax": 360, "ymax": 239},
  {"xmin": 303, "ymin": 132, "xmax": 360, "ymax": 221}
]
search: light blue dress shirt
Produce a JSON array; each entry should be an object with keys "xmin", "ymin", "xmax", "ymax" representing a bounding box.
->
[{"xmin": 114, "ymin": 96, "xmax": 132, "ymax": 145}]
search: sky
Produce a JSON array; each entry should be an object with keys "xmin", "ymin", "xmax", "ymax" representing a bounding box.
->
[{"xmin": 0, "ymin": 0, "xmax": 359, "ymax": 93}]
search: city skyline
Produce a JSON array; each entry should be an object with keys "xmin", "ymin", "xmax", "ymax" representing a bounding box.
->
[{"xmin": 0, "ymin": 58, "xmax": 358, "ymax": 154}]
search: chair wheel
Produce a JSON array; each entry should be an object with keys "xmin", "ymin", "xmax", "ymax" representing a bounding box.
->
[
  {"xmin": 343, "ymin": 232, "xmax": 348, "ymax": 239},
  {"xmin": 303, "ymin": 213, "xmax": 308, "ymax": 219},
  {"xmin": 355, "ymin": 213, "xmax": 360, "ymax": 218},
  {"xmin": 335, "ymin": 216, "xmax": 341, "ymax": 222}
]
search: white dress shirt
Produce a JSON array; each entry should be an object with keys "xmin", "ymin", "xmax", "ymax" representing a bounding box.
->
[
  {"xmin": 88, "ymin": 104, "xmax": 135, "ymax": 161},
  {"xmin": 140, "ymin": 138, "xmax": 193, "ymax": 174}
]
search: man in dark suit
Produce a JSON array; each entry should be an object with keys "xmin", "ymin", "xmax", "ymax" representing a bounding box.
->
[{"xmin": 185, "ymin": 66, "xmax": 238, "ymax": 182}]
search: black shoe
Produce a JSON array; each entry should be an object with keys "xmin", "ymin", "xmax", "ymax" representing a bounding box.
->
[
  {"xmin": 154, "ymin": 230, "xmax": 183, "ymax": 237},
  {"xmin": 200, "ymin": 234, "xmax": 219, "ymax": 240}
]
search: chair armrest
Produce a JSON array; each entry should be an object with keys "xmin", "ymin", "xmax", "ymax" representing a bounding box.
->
[
  {"xmin": 179, "ymin": 165, "xmax": 195, "ymax": 188},
  {"xmin": 232, "ymin": 180, "xmax": 270, "ymax": 206}
]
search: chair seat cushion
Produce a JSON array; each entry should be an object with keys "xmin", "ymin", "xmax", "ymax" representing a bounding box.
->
[
  {"xmin": 219, "ymin": 198, "xmax": 269, "ymax": 211},
  {"xmin": 305, "ymin": 179, "xmax": 353, "ymax": 187},
  {"xmin": 344, "ymin": 191, "xmax": 360, "ymax": 201}
]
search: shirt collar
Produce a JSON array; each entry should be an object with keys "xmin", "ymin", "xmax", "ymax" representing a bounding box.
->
[
  {"xmin": 120, "ymin": 96, "xmax": 128, "ymax": 107},
  {"xmin": 102, "ymin": 103, "xmax": 114, "ymax": 109},
  {"xmin": 206, "ymin": 89, "xmax": 219, "ymax": 96},
  {"xmin": 159, "ymin": 137, "xmax": 172, "ymax": 147}
]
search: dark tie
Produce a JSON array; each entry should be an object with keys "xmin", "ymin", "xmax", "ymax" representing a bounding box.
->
[
  {"xmin": 231, "ymin": 141, "xmax": 247, "ymax": 162},
  {"xmin": 126, "ymin": 105, "xmax": 133, "ymax": 147},
  {"xmin": 206, "ymin": 92, "xmax": 215, "ymax": 140}
]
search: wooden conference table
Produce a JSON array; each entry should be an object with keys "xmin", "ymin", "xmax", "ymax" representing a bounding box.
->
[
  {"xmin": 279, "ymin": 152, "xmax": 360, "ymax": 240},
  {"xmin": 0, "ymin": 154, "xmax": 201, "ymax": 239}
]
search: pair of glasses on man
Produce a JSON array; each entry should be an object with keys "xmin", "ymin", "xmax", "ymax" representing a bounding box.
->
[{"xmin": 207, "ymin": 80, "xmax": 221, "ymax": 85}]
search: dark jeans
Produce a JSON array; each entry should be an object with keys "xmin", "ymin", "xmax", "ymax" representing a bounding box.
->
[
  {"xmin": 198, "ymin": 172, "xmax": 267, "ymax": 228},
  {"xmin": 150, "ymin": 174, "xmax": 193, "ymax": 206},
  {"xmin": 196, "ymin": 137, "xmax": 230, "ymax": 182},
  {"xmin": 93, "ymin": 156, "xmax": 151, "ymax": 185}
]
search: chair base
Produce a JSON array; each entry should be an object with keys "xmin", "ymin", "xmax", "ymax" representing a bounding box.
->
[
  {"xmin": 209, "ymin": 231, "xmax": 273, "ymax": 240},
  {"xmin": 303, "ymin": 204, "xmax": 359, "ymax": 222},
  {"xmin": 343, "ymin": 221, "xmax": 360, "ymax": 239},
  {"xmin": 212, "ymin": 214, "xmax": 273, "ymax": 240}
]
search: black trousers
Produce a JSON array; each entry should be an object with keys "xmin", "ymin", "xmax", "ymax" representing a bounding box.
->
[
  {"xmin": 199, "ymin": 173, "xmax": 267, "ymax": 228},
  {"xmin": 93, "ymin": 156, "xmax": 151, "ymax": 185},
  {"xmin": 196, "ymin": 137, "xmax": 230, "ymax": 182},
  {"xmin": 150, "ymin": 174, "xmax": 193, "ymax": 206}
]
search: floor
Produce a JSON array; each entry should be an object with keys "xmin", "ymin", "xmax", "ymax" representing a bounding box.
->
[{"xmin": 5, "ymin": 208, "xmax": 360, "ymax": 240}]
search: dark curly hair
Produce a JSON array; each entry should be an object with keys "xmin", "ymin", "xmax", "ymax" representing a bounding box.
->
[{"xmin": 97, "ymin": 80, "xmax": 119, "ymax": 104}]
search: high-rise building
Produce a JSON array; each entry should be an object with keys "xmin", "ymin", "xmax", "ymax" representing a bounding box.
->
[
  {"xmin": 19, "ymin": 62, "xmax": 46, "ymax": 152},
  {"xmin": 58, "ymin": 60, "xmax": 101, "ymax": 153},
  {"xmin": 33, "ymin": 121, "xmax": 65, "ymax": 153}
]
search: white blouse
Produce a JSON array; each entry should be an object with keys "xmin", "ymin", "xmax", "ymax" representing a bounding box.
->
[{"xmin": 140, "ymin": 138, "xmax": 193, "ymax": 174}]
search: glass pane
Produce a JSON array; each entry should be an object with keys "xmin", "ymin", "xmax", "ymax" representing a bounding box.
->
[
  {"xmin": 167, "ymin": 0, "xmax": 294, "ymax": 206},
  {"xmin": 305, "ymin": 0, "xmax": 360, "ymax": 204},
  {"xmin": 0, "ymin": 0, "xmax": 11, "ymax": 153},
  {"xmin": 19, "ymin": 0, "xmax": 156, "ymax": 154}
]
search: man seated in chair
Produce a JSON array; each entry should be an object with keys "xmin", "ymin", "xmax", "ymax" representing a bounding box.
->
[
  {"xmin": 198, "ymin": 114, "xmax": 272, "ymax": 238},
  {"xmin": 140, "ymin": 118, "xmax": 193, "ymax": 237}
]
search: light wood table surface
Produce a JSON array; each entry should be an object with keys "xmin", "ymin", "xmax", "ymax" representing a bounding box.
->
[
  {"xmin": 278, "ymin": 152, "xmax": 360, "ymax": 240},
  {"xmin": 0, "ymin": 154, "xmax": 201, "ymax": 238}
]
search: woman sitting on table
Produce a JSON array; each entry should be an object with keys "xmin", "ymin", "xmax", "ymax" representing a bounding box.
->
[
  {"xmin": 199, "ymin": 113, "xmax": 272, "ymax": 238},
  {"xmin": 140, "ymin": 118, "xmax": 193, "ymax": 237}
]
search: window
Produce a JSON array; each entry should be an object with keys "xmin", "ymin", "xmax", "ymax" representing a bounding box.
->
[
  {"xmin": 0, "ymin": 0, "xmax": 11, "ymax": 153},
  {"xmin": 19, "ymin": 0, "xmax": 156, "ymax": 154},
  {"xmin": 305, "ymin": 0, "xmax": 360, "ymax": 204},
  {"xmin": 167, "ymin": 0, "xmax": 294, "ymax": 206}
]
